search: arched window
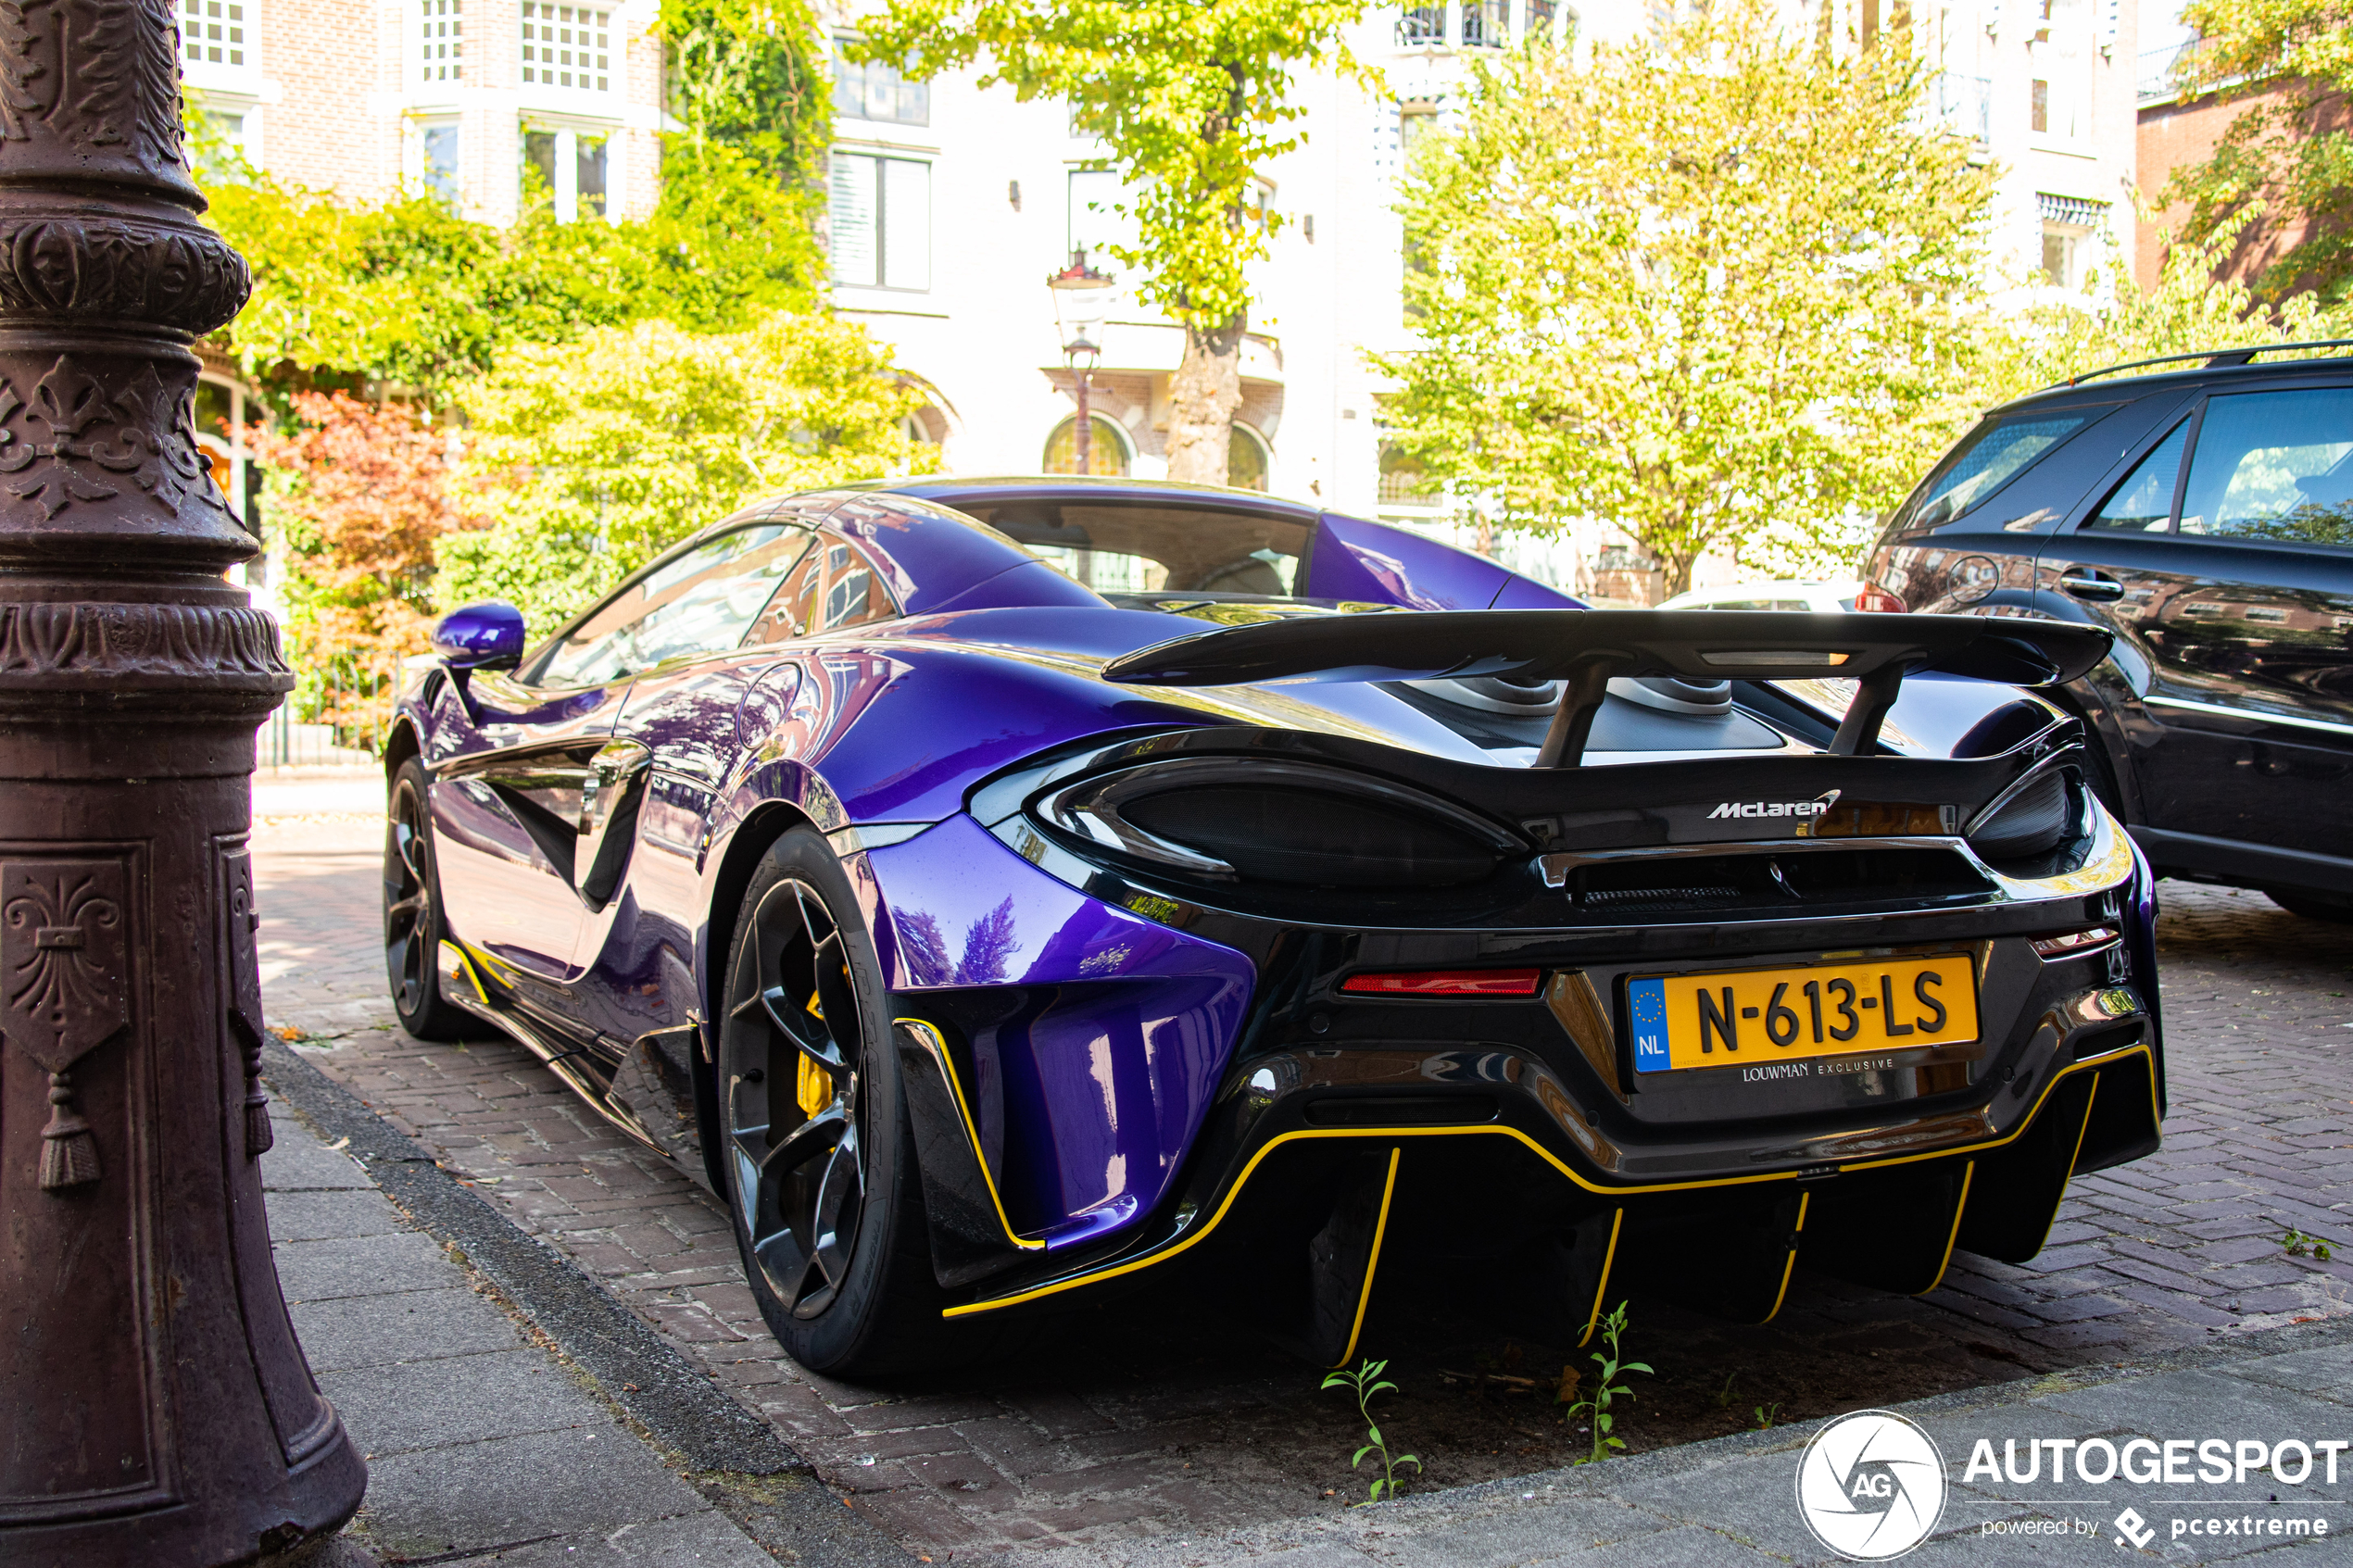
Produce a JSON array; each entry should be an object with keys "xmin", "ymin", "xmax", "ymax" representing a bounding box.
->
[
  {"xmin": 1227, "ymin": 422, "xmax": 1270, "ymax": 491},
  {"xmin": 1043, "ymin": 414, "xmax": 1130, "ymax": 476}
]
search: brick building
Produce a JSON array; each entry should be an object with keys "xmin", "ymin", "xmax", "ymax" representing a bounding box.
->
[
  {"xmin": 180, "ymin": 0, "xmax": 670, "ymax": 229},
  {"xmin": 2134, "ymin": 70, "xmax": 2339, "ymax": 294}
]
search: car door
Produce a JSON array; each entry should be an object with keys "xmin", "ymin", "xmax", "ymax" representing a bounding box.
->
[
  {"xmin": 591, "ymin": 527, "xmax": 903, "ymax": 1147},
  {"xmin": 2038, "ymin": 383, "xmax": 2353, "ymax": 877},
  {"xmin": 432, "ymin": 522, "xmax": 813, "ymax": 1003}
]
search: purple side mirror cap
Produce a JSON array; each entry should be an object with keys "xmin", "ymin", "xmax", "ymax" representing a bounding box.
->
[{"xmin": 433, "ymin": 601, "xmax": 526, "ymax": 671}]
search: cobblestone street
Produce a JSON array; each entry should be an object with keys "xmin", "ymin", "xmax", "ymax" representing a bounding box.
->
[{"xmin": 254, "ymin": 807, "xmax": 2353, "ymax": 1558}]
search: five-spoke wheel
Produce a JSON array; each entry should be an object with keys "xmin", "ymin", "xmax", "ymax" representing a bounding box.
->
[
  {"xmin": 725, "ymin": 876, "xmax": 871, "ymax": 1319},
  {"xmin": 384, "ymin": 759, "xmax": 467, "ymax": 1040},
  {"xmin": 718, "ymin": 828, "xmax": 955, "ymax": 1374}
]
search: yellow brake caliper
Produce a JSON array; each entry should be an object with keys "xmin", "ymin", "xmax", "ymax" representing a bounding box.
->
[{"xmin": 796, "ymin": 989, "xmax": 832, "ymax": 1116}]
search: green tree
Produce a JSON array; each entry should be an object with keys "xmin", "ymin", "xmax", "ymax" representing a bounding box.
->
[
  {"xmin": 207, "ymin": 152, "xmax": 823, "ymax": 399},
  {"xmin": 663, "ymin": 0, "xmax": 833, "ymax": 186},
  {"xmin": 2162, "ymin": 0, "xmax": 2353, "ymax": 307},
  {"xmin": 440, "ymin": 311, "xmax": 925, "ymax": 632},
  {"xmin": 249, "ymin": 392, "xmax": 482, "ymax": 739},
  {"xmin": 1375, "ymin": 0, "xmax": 1998, "ymax": 593},
  {"xmin": 850, "ymin": 0, "xmax": 1367, "ymax": 485},
  {"xmin": 1988, "ymin": 208, "xmax": 2348, "ymax": 396}
]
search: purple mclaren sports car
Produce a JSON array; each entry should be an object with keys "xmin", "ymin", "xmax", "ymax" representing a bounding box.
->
[{"xmin": 384, "ymin": 477, "xmax": 2164, "ymax": 1375}]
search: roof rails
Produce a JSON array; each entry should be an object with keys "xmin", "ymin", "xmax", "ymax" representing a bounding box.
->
[{"xmin": 2060, "ymin": 337, "xmax": 2353, "ymax": 388}]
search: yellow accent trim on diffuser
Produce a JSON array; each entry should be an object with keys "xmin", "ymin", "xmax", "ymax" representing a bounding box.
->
[
  {"xmin": 1914, "ymin": 1161, "xmax": 1975, "ymax": 1297},
  {"xmin": 2067, "ymin": 1073, "xmax": 2102, "ymax": 1174},
  {"xmin": 1576, "ymin": 1208, "xmax": 1625, "ymax": 1348},
  {"xmin": 1332, "ymin": 1148, "xmax": 1403, "ymax": 1369},
  {"xmin": 441, "ymin": 939, "xmax": 490, "ymax": 1006},
  {"xmin": 939, "ymin": 1045, "xmax": 2159, "ymax": 1320},
  {"xmin": 1764, "ymin": 1191, "xmax": 1811, "ymax": 1323},
  {"xmin": 895, "ymin": 1019, "xmax": 1046, "ymax": 1253}
]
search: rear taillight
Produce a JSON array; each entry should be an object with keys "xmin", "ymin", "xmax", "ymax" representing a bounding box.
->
[
  {"xmin": 1853, "ymin": 582, "xmax": 1906, "ymax": 613},
  {"xmin": 1340, "ymin": 968, "xmax": 1543, "ymax": 997}
]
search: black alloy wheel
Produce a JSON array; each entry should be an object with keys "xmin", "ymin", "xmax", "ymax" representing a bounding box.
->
[
  {"xmin": 384, "ymin": 759, "xmax": 469, "ymax": 1041},
  {"xmin": 718, "ymin": 828, "xmax": 957, "ymax": 1374}
]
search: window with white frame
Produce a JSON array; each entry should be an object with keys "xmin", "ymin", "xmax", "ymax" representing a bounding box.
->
[
  {"xmin": 522, "ymin": 128, "xmax": 611, "ymax": 221},
  {"xmin": 421, "ymin": 122, "xmax": 459, "ymax": 204},
  {"xmin": 181, "ymin": 0, "xmax": 245, "ymax": 68},
  {"xmin": 522, "ymin": 3, "xmax": 612, "ymax": 92},
  {"xmin": 830, "ymin": 153, "xmax": 929, "ymax": 290},
  {"xmin": 833, "ymin": 39, "xmax": 928, "ymax": 125},
  {"xmin": 2038, "ymin": 193, "xmax": 2106, "ymax": 289},
  {"xmin": 419, "ymin": 0, "xmax": 460, "ymax": 83}
]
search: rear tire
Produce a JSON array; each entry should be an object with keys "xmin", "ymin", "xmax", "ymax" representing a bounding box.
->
[
  {"xmin": 716, "ymin": 827, "xmax": 962, "ymax": 1376},
  {"xmin": 384, "ymin": 759, "xmax": 470, "ymax": 1041},
  {"xmin": 2265, "ymin": 886, "xmax": 2353, "ymax": 924}
]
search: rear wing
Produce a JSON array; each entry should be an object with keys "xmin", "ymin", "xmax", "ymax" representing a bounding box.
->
[{"xmin": 1102, "ymin": 609, "xmax": 2111, "ymax": 767}]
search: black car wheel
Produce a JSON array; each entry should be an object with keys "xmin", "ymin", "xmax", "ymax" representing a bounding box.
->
[
  {"xmin": 2265, "ymin": 886, "xmax": 2353, "ymax": 924},
  {"xmin": 384, "ymin": 759, "xmax": 470, "ymax": 1041},
  {"xmin": 718, "ymin": 827, "xmax": 955, "ymax": 1375}
]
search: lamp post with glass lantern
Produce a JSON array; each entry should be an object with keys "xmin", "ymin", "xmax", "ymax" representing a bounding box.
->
[{"xmin": 1048, "ymin": 249, "xmax": 1114, "ymax": 475}]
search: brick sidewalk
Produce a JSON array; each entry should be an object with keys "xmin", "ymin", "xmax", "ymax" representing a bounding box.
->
[{"xmin": 253, "ymin": 812, "xmax": 2353, "ymax": 1557}]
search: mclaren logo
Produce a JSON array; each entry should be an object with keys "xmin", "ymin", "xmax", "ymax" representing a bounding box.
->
[{"xmin": 1708, "ymin": 790, "xmax": 1840, "ymax": 822}]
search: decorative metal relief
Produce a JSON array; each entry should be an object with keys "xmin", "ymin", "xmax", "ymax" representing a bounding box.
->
[
  {"xmin": 0, "ymin": 0, "xmax": 193, "ymax": 180},
  {"xmin": 2, "ymin": 858, "xmax": 129, "ymax": 1190},
  {"xmin": 0, "ymin": 355, "xmax": 229, "ymax": 520},
  {"xmin": 223, "ymin": 847, "xmax": 271, "ymax": 1158}
]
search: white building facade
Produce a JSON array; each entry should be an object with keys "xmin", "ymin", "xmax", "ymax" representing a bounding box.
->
[{"xmin": 837, "ymin": 0, "xmax": 2137, "ymax": 599}]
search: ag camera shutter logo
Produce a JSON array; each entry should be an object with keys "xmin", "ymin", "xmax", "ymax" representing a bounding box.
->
[{"xmin": 1795, "ymin": 1410, "xmax": 1948, "ymax": 1560}]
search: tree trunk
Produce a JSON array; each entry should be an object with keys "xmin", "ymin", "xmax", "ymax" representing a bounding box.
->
[
  {"xmin": 1661, "ymin": 550, "xmax": 1697, "ymax": 600},
  {"xmin": 1164, "ymin": 317, "xmax": 1246, "ymax": 486}
]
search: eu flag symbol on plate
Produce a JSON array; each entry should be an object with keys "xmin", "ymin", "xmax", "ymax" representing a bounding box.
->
[{"xmin": 1629, "ymin": 978, "xmax": 1669, "ymax": 1073}]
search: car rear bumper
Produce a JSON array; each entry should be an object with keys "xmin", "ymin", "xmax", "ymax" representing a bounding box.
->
[{"xmin": 866, "ymin": 812, "xmax": 2162, "ymax": 1345}]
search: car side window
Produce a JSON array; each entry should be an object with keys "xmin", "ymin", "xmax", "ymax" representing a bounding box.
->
[
  {"xmin": 1894, "ymin": 410, "xmax": 2097, "ymax": 531},
  {"xmin": 535, "ymin": 525, "xmax": 814, "ymax": 687},
  {"xmin": 2085, "ymin": 420, "xmax": 2192, "ymax": 533},
  {"xmin": 742, "ymin": 532, "xmax": 900, "ymax": 645},
  {"xmin": 2177, "ymin": 388, "xmax": 2353, "ymax": 547}
]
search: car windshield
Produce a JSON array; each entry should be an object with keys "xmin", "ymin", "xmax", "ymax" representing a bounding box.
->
[
  {"xmin": 964, "ymin": 502, "xmax": 1310, "ymax": 596},
  {"xmin": 1895, "ymin": 409, "xmax": 2096, "ymax": 531}
]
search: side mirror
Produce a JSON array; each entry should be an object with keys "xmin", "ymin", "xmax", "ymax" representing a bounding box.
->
[{"xmin": 434, "ymin": 601, "xmax": 525, "ymax": 671}]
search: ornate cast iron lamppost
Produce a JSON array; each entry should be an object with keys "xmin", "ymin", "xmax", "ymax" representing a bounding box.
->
[
  {"xmin": 0, "ymin": 2, "xmax": 367, "ymax": 1563},
  {"xmin": 1048, "ymin": 248, "xmax": 1114, "ymax": 475}
]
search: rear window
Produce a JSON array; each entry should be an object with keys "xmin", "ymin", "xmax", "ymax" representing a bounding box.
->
[
  {"xmin": 1893, "ymin": 409, "xmax": 2097, "ymax": 532},
  {"xmin": 967, "ymin": 502, "xmax": 1310, "ymax": 596}
]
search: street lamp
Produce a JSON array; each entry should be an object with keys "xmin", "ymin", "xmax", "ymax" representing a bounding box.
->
[
  {"xmin": 1047, "ymin": 248, "xmax": 1115, "ymax": 475},
  {"xmin": 0, "ymin": 6, "xmax": 364, "ymax": 1565}
]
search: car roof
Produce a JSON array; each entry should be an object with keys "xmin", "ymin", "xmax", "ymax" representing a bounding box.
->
[{"xmin": 1988, "ymin": 345, "xmax": 2353, "ymax": 420}]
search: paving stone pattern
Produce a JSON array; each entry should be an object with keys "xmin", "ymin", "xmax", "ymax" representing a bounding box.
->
[
  {"xmin": 260, "ymin": 1087, "xmax": 778, "ymax": 1564},
  {"xmin": 252, "ymin": 813, "xmax": 2353, "ymax": 1558}
]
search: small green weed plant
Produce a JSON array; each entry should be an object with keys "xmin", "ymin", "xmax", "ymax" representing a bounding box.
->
[
  {"xmin": 1556, "ymin": 1301, "xmax": 1652, "ymax": 1464},
  {"xmin": 2283, "ymin": 1226, "xmax": 2334, "ymax": 1261},
  {"xmin": 1321, "ymin": 1359, "xmax": 1422, "ymax": 1503}
]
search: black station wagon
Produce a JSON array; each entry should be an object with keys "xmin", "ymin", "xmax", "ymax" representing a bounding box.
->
[{"xmin": 1862, "ymin": 342, "xmax": 2353, "ymax": 921}]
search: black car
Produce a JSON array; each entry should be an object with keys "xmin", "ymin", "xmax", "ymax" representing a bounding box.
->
[{"xmin": 1863, "ymin": 342, "xmax": 2353, "ymax": 921}]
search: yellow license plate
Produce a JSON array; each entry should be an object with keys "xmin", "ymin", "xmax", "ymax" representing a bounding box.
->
[{"xmin": 1628, "ymin": 954, "xmax": 1979, "ymax": 1074}]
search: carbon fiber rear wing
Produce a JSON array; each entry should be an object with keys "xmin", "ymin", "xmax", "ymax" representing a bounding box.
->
[{"xmin": 1102, "ymin": 609, "xmax": 2111, "ymax": 767}]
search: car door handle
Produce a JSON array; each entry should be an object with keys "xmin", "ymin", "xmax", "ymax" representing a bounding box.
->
[{"xmin": 2057, "ymin": 568, "xmax": 2125, "ymax": 603}]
